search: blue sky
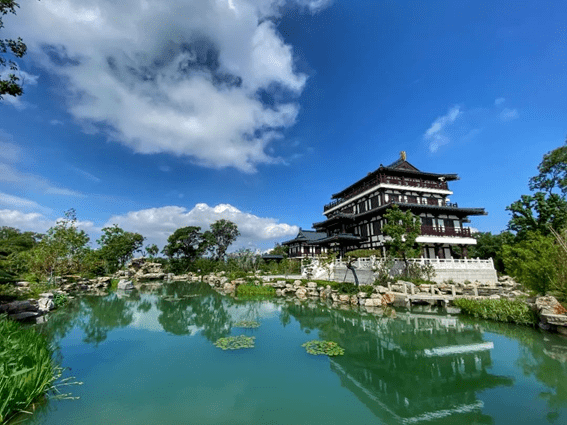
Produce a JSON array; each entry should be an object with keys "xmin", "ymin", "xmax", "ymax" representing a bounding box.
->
[{"xmin": 0, "ymin": 0, "xmax": 566, "ymax": 251}]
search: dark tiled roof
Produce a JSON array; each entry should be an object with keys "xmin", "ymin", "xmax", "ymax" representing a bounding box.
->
[
  {"xmin": 281, "ymin": 230, "xmax": 327, "ymax": 245},
  {"xmin": 312, "ymin": 233, "xmax": 363, "ymax": 244}
]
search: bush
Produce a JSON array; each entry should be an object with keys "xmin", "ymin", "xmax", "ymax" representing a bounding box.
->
[
  {"xmin": 0, "ymin": 315, "xmax": 58, "ymax": 423},
  {"xmin": 453, "ymin": 298, "xmax": 538, "ymax": 326},
  {"xmin": 236, "ymin": 284, "xmax": 275, "ymax": 297},
  {"xmin": 345, "ymin": 249, "xmax": 382, "ymax": 258}
]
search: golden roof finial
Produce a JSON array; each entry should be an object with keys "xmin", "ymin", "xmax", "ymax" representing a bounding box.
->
[{"xmin": 400, "ymin": 151, "xmax": 407, "ymax": 161}]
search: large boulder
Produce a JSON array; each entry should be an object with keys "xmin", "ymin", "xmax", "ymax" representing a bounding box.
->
[
  {"xmin": 536, "ymin": 296, "xmax": 567, "ymax": 315},
  {"xmin": 117, "ymin": 279, "xmax": 134, "ymax": 290},
  {"xmin": 38, "ymin": 297, "xmax": 55, "ymax": 312}
]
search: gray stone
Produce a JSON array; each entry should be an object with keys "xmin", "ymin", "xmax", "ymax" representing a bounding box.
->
[
  {"xmin": 10, "ymin": 311, "xmax": 40, "ymax": 321},
  {"xmin": 38, "ymin": 298, "xmax": 55, "ymax": 312},
  {"xmin": 39, "ymin": 292, "xmax": 54, "ymax": 299},
  {"xmin": 118, "ymin": 279, "xmax": 134, "ymax": 290}
]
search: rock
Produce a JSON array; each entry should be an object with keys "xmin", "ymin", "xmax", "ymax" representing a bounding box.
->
[
  {"xmin": 535, "ymin": 296, "xmax": 567, "ymax": 315},
  {"xmin": 338, "ymin": 294, "xmax": 350, "ymax": 304},
  {"xmin": 39, "ymin": 292, "xmax": 54, "ymax": 299},
  {"xmin": 7, "ymin": 300, "xmax": 36, "ymax": 313},
  {"xmin": 364, "ymin": 297, "xmax": 383, "ymax": 307},
  {"xmin": 296, "ymin": 287, "xmax": 307, "ymax": 299},
  {"xmin": 118, "ymin": 279, "xmax": 134, "ymax": 290},
  {"xmin": 275, "ymin": 289, "xmax": 283, "ymax": 296},
  {"xmin": 266, "ymin": 280, "xmax": 287, "ymax": 289},
  {"xmin": 541, "ymin": 314, "xmax": 567, "ymax": 327},
  {"xmin": 307, "ymin": 282, "xmax": 318, "ymax": 289},
  {"xmin": 381, "ymin": 293, "xmax": 396, "ymax": 306},
  {"xmin": 38, "ymin": 298, "xmax": 55, "ymax": 312},
  {"xmin": 10, "ymin": 311, "xmax": 40, "ymax": 321},
  {"xmin": 16, "ymin": 281, "xmax": 30, "ymax": 287}
]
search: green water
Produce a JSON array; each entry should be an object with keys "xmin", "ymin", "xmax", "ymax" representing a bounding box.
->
[{"xmin": 16, "ymin": 282, "xmax": 567, "ymax": 425}]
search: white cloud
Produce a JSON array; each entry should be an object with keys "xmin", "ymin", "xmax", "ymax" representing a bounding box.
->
[
  {"xmin": 7, "ymin": 0, "xmax": 334, "ymax": 172},
  {"xmin": 70, "ymin": 166, "xmax": 101, "ymax": 183},
  {"xmin": 499, "ymin": 108, "xmax": 519, "ymax": 121},
  {"xmin": 0, "ymin": 192, "xmax": 51, "ymax": 213},
  {"xmin": 50, "ymin": 119, "xmax": 64, "ymax": 126},
  {"xmin": 494, "ymin": 97, "xmax": 505, "ymax": 105},
  {"xmin": 424, "ymin": 106, "xmax": 461, "ymax": 153},
  {"xmin": 105, "ymin": 203, "xmax": 299, "ymax": 250},
  {"xmin": 0, "ymin": 70, "xmax": 39, "ymax": 110},
  {"xmin": 0, "ymin": 209, "xmax": 54, "ymax": 233},
  {"xmin": 0, "ymin": 163, "xmax": 84, "ymax": 197},
  {"xmin": 0, "ymin": 140, "xmax": 21, "ymax": 163}
]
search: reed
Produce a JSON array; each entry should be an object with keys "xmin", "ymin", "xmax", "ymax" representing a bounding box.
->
[{"xmin": 0, "ymin": 315, "xmax": 57, "ymax": 424}]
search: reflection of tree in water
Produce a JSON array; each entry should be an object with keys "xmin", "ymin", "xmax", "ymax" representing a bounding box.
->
[
  {"xmin": 155, "ymin": 282, "xmax": 232, "ymax": 341},
  {"xmin": 80, "ymin": 294, "xmax": 135, "ymax": 345},
  {"xmin": 472, "ymin": 319, "xmax": 567, "ymax": 423},
  {"xmin": 283, "ymin": 301, "xmax": 511, "ymax": 425}
]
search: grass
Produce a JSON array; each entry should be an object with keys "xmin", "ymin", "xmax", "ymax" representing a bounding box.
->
[
  {"xmin": 453, "ymin": 298, "xmax": 538, "ymax": 326},
  {"xmin": 0, "ymin": 315, "xmax": 58, "ymax": 424},
  {"xmin": 236, "ymin": 284, "xmax": 275, "ymax": 297}
]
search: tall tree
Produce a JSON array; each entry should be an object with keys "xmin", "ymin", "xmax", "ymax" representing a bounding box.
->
[
  {"xmin": 382, "ymin": 205, "xmax": 422, "ymax": 265},
  {"xmin": 506, "ymin": 192, "xmax": 567, "ymax": 240},
  {"xmin": 206, "ymin": 220, "xmax": 240, "ymax": 261},
  {"xmin": 1, "ymin": 1, "xmax": 28, "ymax": 99},
  {"xmin": 97, "ymin": 225, "xmax": 145, "ymax": 273},
  {"xmin": 529, "ymin": 140, "xmax": 567, "ymax": 196},
  {"xmin": 163, "ymin": 226, "xmax": 207, "ymax": 261}
]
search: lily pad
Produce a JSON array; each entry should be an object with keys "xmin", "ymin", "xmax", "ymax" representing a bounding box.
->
[
  {"xmin": 214, "ymin": 335, "xmax": 255, "ymax": 350},
  {"xmin": 302, "ymin": 340, "xmax": 345, "ymax": 356},
  {"xmin": 234, "ymin": 320, "xmax": 261, "ymax": 328}
]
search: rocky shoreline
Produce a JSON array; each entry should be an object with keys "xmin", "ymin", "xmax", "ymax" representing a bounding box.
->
[{"xmin": 2, "ymin": 259, "xmax": 567, "ymax": 335}]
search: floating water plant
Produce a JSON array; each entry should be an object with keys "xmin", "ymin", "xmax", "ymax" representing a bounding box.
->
[
  {"xmin": 214, "ymin": 335, "xmax": 255, "ymax": 350},
  {"xmin": 234, "ymin": 320, "xmax": 261, "ymax": 328},
  {"xmin": 302, "ymin": 340, "xmax": 345, "ymax": 356}
]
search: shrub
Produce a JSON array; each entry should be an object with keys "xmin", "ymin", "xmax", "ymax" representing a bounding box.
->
[
  {"xmin": 453, "ymin": 298, "xmax": 538, "ymax": 326},
  {"xmin": 236, "ymin": 284, "xmax": 275, "ymax": 297},
  {"xmin": 0, "ymin": 315, "xmax": 58, "ymax": 423}
]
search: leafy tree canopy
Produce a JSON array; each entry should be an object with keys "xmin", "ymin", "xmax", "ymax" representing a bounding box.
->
[
  {"xmin": 145, "ymin": 243, "xmax": 159, "ymax": 258},
  {"xmin": 1, "ymin": 1, "xmax": 27, "ymax": 99},
  {"xmin": 162, "ymin": 226, "xmax": 208, "ymax": 261},
  {"xmin": 529, "ymin": 140, "xmax": 567, "ymax": 196},
  {"xmin": 382, "ymin": 205, "xmax": 422, "ymax": 261},
  {"xmin": 506, "ymin": 192, "xmax": 567, "ymax": 240},
  {"xmin": 469, "ymin": 231, "xmax": 515, "ymax": 273},
  {"xmin": 97, "ymin": 224, "xmax": 144, "ymax": 272},
  {"xmin": 207, "ymin": 219, "xmax": 240, "ymax": 261}
]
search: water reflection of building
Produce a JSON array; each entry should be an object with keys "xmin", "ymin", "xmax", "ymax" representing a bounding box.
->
[{"xmin": 285, "ymin": 303, "xmax": 512, "ymax": 424}]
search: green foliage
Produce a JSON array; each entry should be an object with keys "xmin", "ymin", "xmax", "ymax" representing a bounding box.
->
[
  {"xmin": 53, "ymin": 292, "xmax": 69, "ymax": 308},
  {"xmin": 469, "ymin": 231, "xmax": 515, "ymax": 273},
  {"xmin": 502, "ymin": 232, "xmax": 560, "ymax": 294},
  {"xmin": 0, "ymin": 227, "xmax": 41, "ymax": 283},
  {"xmin": 529, "ymin": 140, "xmax": 567, "ymax": 196},
  {"xmin": 0, "ymin": 1, "xmax": 28, "ymax": 100},
  {"xmin": 269, "ymin": 243, "xmax": 289, "ymax": 257},
  {"xmin": 109, "ymin": 278, "xmax": 119, "ymax": 291},
  {"xmin": 345, "ymin": 249, "xmax": 382, "ymax": 258},
  {"xmin": 97, "ymin": 225, "xmax": 144, "ymax": 273},
  {"xmin": 382, "ymin": 205, "xmax": 422, "ymax": 260},
  {"xmin": 0, "ymin": 315, "xmax": 57, "ymax": 423},
  {"xmin": 213, "ymin": 335, "xmax": 255, "ymax": 350},
  {"xmin": 453, "ymin": 298, "xmax": 538, "ymax": 326},
  {"xmin": 302, "ymin": 340, "xmax": 345, "ymax": 356},
  {"xmin": 359, "ymin": 285, "xmax": 374, "ymax": 296},
  {"xmin": 236, "ymin": 284, "xmax": 275, "ymax": 297},
  {"xmin": 163, "ymin": 226, "xmax": 208, "ymax": 262},
  {"xmin": 207, "ymin": 220, "xmax": 240, "ymax": 261},
  {"xmin": 145, "ymin": 244, "xmax": 159, "ymax": 258},
  {"xmin": 233, "ymin": 320, "xmax": 261, "ymax": 328},
  {"xmin": 22, "ymin": 210, "xmax": 90, "ymax": 280},
  {"xmin": 506, "ymin": 192, "xmax": 567, "ymax": 240}
]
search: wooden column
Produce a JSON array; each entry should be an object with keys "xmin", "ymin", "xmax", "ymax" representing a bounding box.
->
[{"xmin": 462, "ymin": 245, "xmax": 468, "ymax": 259}]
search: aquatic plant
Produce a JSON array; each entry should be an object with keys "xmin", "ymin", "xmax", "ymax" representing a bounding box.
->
[
  {"xmin": 302, "ymin": 340, "xmax": 345, "ymax": 356},
  {"xmin": 214, "ymin": 335, "xmax": 255, "ymax": 350},
  {"xmin": 234, "ymin": 320, "xmax": 261, "ymax": 328},
  {"xmin": 0, "ymin": 315, "xmax": 57, "ymax": 423},
  {"xmin": 453, "ymin": 298, "xmax": 538, "ymax": 326}
]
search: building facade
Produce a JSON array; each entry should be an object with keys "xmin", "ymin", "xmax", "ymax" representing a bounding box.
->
[{"xmin": 283, "ymin": 152, "xmax": 486, "ymax": 259}]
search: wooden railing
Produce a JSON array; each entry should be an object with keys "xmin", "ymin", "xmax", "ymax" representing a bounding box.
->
[
  {"xmin": 324, "ymin": 174, "xmax": 449, "ymax": 211},
  {"xmin": 421, "ymin": 225, "xmax": 471, "ymax": 237}
]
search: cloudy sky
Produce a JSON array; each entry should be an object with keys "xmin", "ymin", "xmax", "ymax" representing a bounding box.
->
[{"xmin": 0, "ymin": 0, "xmax": 566, "ymax": 251}]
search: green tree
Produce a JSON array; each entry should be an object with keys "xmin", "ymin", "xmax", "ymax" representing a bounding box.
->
[
  {"xmin": 0, "ymin": 227, "xmax": 41, "ymax": 281},
  {"xmin": 163, "ymin": 226, "xmax": 208, "ymax": 261},
  {"xmin": 269, "ymin": 243, "xmax": 289, "ymax": 257},
  {"xmin": 529, "ymin": 140, "xmax": 567, "ymax": 196},
  {"xmin": 206, "ymin": 220, "xmax": 240, "ymax": 261},
  {"xmin": 97, "ymin": 224, "xmax": 145, "ymax": 273},
  {"xmin": 468, "ymin": 231, "xmax": 515, "ymax": 273},
  {"xmin": 506, "ymin": 192, "xmax": 567, "ymax": 240},
  {"xmin": 382, "ymin": 205, "xmax": 422, "ymax": 265},
  {"xmin": 1, "ymin": 1, "xmax": 28, "ymax": 99},
  {"xmin": 146, "ymin": 243, "xmax": 159, "ymax": 258},
  {"xmin": 502, "ymin": 232, "xmax": 560, "ymax": 295},
  {"xmin": 24, "ymin": 209, "xmax": 90, "ymax": 279}
]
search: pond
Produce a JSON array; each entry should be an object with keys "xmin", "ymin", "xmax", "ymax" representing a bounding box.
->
[{"xmin": 16, "ymin": 282, "xmax": 567, "ymax": 425}]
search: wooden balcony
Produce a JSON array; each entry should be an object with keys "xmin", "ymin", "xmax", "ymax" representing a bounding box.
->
[
  {"xmin": 324, "ymin": 174, "xmax": 449, "ymax": 211},
  {"xmin": 421, "ymin": 225, "xmax": 472, "ymax": 238}
]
